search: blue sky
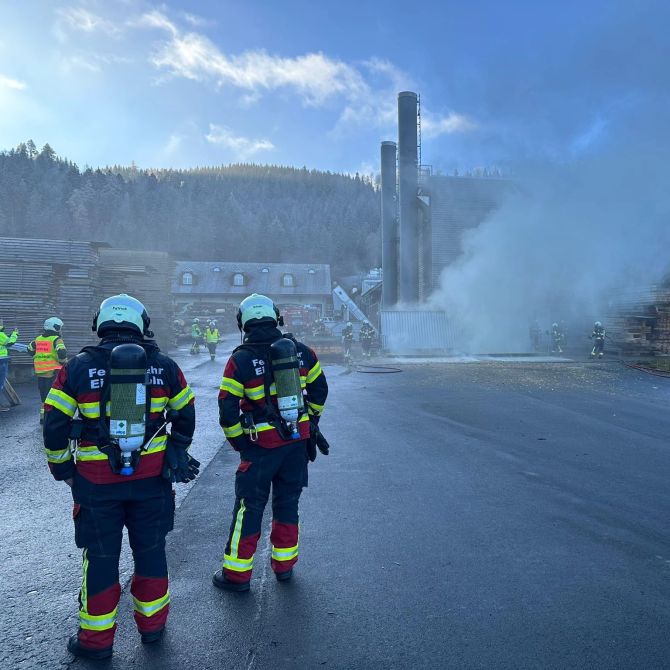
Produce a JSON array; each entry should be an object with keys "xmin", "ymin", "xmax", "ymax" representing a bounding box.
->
[{"xmin": 1, "ymin": 0, "xmax": 667, "ymax": 173}]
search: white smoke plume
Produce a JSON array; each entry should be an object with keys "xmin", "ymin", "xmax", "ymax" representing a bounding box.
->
[{"xmin": 428, "ymin": 5, "xmax": 670, "ymax": 353}]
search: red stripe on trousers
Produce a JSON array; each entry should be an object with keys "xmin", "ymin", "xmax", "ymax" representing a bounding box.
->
[
  {"xmin": 78, "ymin": 583, "xmax": 120, "ymax": 650},
  {"xmin": 271, "ymin": 521, "xmax": 299, "ymax": 574},
  {"xmin": 131, "ymin": 575, "xmax": 169, "ymax": 633}
]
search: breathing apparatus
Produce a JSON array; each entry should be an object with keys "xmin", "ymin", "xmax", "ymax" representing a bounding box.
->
[
  {"xmin": 108, "ymin": 343, "xmax": 147, "ymax": 476},
  {"xmin": 270, "ymin": 337, "xmax": 304, "ymax": 440}
]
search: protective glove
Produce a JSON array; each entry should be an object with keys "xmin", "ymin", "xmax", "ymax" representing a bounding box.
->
[
  {"xmin": 308, "ymin": 420, "xmax": 330, "ymax": 462},
  {"xmin": 162, "ymin": 430, "xmax": 200, "ymax": 483}
]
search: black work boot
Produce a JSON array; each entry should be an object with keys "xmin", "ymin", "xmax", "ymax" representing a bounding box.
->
[
  {"xmin": 212, "ymin": 569, "xmax": 250, "ymax": 592},
  {"xmin": 67, "ymin": 634, "xmax": 113, "ymax": 660},
  {"xmin": 141, "ymin": 627, "xmax": 165, "ymax": 644},
  {"xmin": 275, "ymin": 569, "xmax": 293, "ymax": 582}
]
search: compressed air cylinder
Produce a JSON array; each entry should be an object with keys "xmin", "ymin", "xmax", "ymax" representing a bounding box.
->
[
  {"xmin": 270, "ymin": 338, "xmax": 304, "ymax": 439},
  {"xmin": 109, "ymin": 344, "xmax": 147, "ymax": 475}
]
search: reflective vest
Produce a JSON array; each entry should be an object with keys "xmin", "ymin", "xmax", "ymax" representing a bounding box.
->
[
  {"xmin": 205, "ymin": 328, "xmax": 219, "ymax": 343},
  {"xmin": 33, "ymin": 335, "xmax": 64, "ymax": 376},
  {"xmin": 0, "ymin": 329, "xmax": 18, "ymax": 359},
  {"xmin": 191, "ymin": 324, "xmax": 202, "ymax": 338}
]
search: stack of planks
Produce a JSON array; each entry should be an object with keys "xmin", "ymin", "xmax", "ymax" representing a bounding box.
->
[
  {"xmin": 97, "ymin": 249, "xmax": 173, "ymax": 350},
  {"xmin": 0, "ymin": 237, "xmax": 99, "ymax": 365}
]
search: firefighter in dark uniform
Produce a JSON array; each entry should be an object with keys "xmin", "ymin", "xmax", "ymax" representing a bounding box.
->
[
  {"xmin": 360, "ymin": 320, "xmax": 375, "ymax": 358},
  {"xmin": 43, "ymin": 294, "xmax": 198, "ymax": 660},
  {"xmin": 214, "ymin": 293, "xmax": 328, "ymax": 591},
  {"xmin": 590, "ymin": 321, "xmax": 606, "ymax": 358},
  {"xmin": 342, "ymin": 321, "xmax": 354, "ymax": 363}
]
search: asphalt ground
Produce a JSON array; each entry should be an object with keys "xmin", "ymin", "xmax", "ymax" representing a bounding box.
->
[{"xmin": 1, "ymin": 353, "xmax": 670, "ymax": 668}]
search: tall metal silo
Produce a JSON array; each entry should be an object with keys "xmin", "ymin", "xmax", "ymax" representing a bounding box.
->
[
  {"xmin": 380, "ymin": 140, "xmax": 398, "ymax": 308},
  {"xmin": 397, "ymin": 91, "xmax": 419, "ymax": 303}
]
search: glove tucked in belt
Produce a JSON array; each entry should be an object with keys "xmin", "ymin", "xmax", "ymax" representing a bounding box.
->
[{"xmin": 162, "ymin": 429, "xmax": 200, "ymax": 483}]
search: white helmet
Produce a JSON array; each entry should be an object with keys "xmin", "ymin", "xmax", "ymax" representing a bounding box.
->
[
  {"xmin": 94, "ymin": 294, "xmax": 149, "ymax": 336},
  {"xmin": 347, "ymin": 321, "xmax": 352, "ymax": 326},
  {"xmin": 44, "ymin": 317, "xmax": 64, "ymax": 333},
  {"xmin": 595, "ymin": 321, "xmax": 602, "ymax": 327},
  {"xmin": 237, "ymin": 294, "xmax": 279, "ymax": 330}
]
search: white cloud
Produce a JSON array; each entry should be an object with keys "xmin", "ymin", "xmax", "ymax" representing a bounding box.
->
[
  {"xmin": 0, "ymin": 74, "xmax": 27, "ymax": 91},
  {"xmin": 55, "ymin": 7, "xmax": 122, "ymax": 41},
  {"xmin": 422, "ymin": 112, "xmax": 477, "ymax": 137},
  {"xmin": 205, "ymin": 124, "xmax": 275, "ymax": 159}
]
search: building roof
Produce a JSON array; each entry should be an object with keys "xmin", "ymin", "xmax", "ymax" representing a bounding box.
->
[{"xmin": 172, "ymin": 261, "xmax": 332, "ymax": 298}]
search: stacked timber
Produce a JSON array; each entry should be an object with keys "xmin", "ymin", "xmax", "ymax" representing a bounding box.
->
[
  {"xmin": 0, "ymin": 237, "xmax": 99, "ymax": 365},
  {"xmin": 97, "ymin": 249, "xmax": 173, "ymax": 350},
  {"xmin": 607, "ymin": 283, "xmax": 670, "ymax": 356}
]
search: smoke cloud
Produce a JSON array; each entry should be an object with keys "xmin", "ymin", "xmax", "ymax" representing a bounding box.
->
[{"xmin": 428, "ymin": 3, "xmax": 670, "ymax": 353}]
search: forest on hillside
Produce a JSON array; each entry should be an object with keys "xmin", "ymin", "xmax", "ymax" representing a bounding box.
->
[{"xmin": 0, "ymin": 141, "xmax": 381, "ymax": 275}]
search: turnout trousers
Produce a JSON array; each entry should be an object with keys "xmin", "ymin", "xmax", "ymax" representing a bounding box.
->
[
  {"xmin": 37, "ymin": 375, "xmax": 55, "ymax": 421},
  {"xmin": 72, "ymin": 473, "xmax": 174, "ymax": 651},
  {"xmin": 222, "ymin": 440, "xmax": 308, "ymax": 584}
]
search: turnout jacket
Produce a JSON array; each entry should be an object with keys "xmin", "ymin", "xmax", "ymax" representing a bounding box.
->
[
  {"xmin": 219, "ymin": 325, "xmax": 328, "ymax": 450},
  {"xmin": 43, "ymin": 336, "xmax": 195, "ymax": 485}
]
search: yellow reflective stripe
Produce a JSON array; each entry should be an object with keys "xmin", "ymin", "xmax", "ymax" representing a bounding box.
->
[
  {"xmin": 223, "ymin": 555, "xmax": 254, "ymax": 572},
  {"xmin": 299, "ymin": 414, "xmax": 309, "ymax": 423},
  {"xmin": 133, "ymin": 592, "xmax": 170, "ymax": 617},
  {"xmin": 244, "ymin": 384, "xmax": 265, "ymax": 400},
  {"xmin": 80, "ymin": 607, "xmax": 118, "ymax": 631},
  {"xmin": 168, "ymin": 385, "xmax": 194, "ymax": 410},
  {"xmin": 271, "ymin": 543, "xmax": 299, "ymax": 561},
  {"xmin": 306, "ymin": 361, "xmax": 322, "ymax": 383},
  {"xmin": 242, "ymin": 422, "xmax": 274, "ymax": 434},
  {"xmin": 150, "ymin": 397, "xmax": 169, "ymax": 413},
  {"xmin": 81, "ymin": 549, "xmax": 89, "ymax": 612},
  {"xmin": 76, "ymin": 445, "xmax": 107, "ymax": 461},
  {"xmin": 55, "ymin": 339, "xmax": 66, "ymax": 351},
  {"xmin": 220, "ymin": 377, "xmax": 244, "ymax": 398},
  {"xmin": 45, "ymin": 447, "xmax": 72, "ymax": 464},
  {"xmin": 143, "ymin": 434, "xmax": 167, "ymax": 455},
  {"xmin": 223, "ymin": 422, "xmax": 244, "ymax": 438},
  {"xmin": 307, "ymin": 401, "xmax": 325, "ymax": 415},
  {"xmin": 44, "ymin": 388, "xmax": 76, "ymax": 417},
  {"xmin": 78, "ymin": 401, "xmax": 110, "ymax": 419},
  {"xmin": 222, "ymin": 499, "xmax": 253, "ymax": 572}
]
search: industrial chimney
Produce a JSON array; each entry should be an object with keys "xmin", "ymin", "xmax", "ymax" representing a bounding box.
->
[
  {"xmin": 397, "ymin": 91, "xmax": 419, "ymax": 303},
  {"xmin": 380, "ymin": 141, "xmax": 398, "ymax": 308}
]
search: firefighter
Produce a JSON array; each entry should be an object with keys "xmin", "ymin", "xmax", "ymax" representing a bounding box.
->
[
  {"xmin": 551, "ymin": 322, "xmax": 564, "ymax": 354},
  {"xmin": 43, "ymin": 294, "xmax": 198, "ymax": 660},
  {"xmin": 0, "ymin": 319, "xmax": 19, "ymax": 411},
  {"xmin": 342, "ymin": 321, "xmax": 354, "ymax": 363},
  {"xmin": 205, "ymin": 320, "xmax": 220, "ymax": 361},
  {"xmin": 214, "ymin": 293, "xmax": 328, "ymax": 591},
  {"xmin": 590, "ymin": 321, "xmax": 606, "ymax": 358},
  {"xmin": 190, "ymin": 318, "xmax": 202, "ymax": 355},
  {"xmin": 529, "ymin": 320, "xmax": 542, "ymax": 352},
  {"xmin": 28, "ymin": 317, "xmax": 67, "ymax": 423},
  {"xmin": 360, "ymin": 320, "xmax": 375, "ymax": 358}
]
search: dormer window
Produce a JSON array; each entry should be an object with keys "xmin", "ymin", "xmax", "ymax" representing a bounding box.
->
[
  {"xmin": 232, "ymin": 272, "xmax": 245, "ymax": 287},
  {"xmin": 281, "ymin": 273, "xmax": 295, "ymax": 288},
  {"xmin": 181, "ymin": 271, "xmax": 193, "ymax": 286},
  {"xmin": 261, "ymin": 267, "xmax": 270, "ymax": 273},
  {"xmin": 307, "ymin": 268, "xmax": 316, "ymax": 274}
]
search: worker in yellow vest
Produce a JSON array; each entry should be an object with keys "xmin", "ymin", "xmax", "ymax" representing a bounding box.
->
[
  {"xmin": 205, "ymin": 320, "xmax": 220, "ymax": 361},
  {"xmin": 28, "ymin": 317, "xmax": 67, "ymax": 423}
]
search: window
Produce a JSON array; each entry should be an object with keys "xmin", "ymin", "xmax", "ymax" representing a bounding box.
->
[
  {"xmin": 261, "ymin": 267, "xmax": 269, "ymax": 273},
  {"xmin": 307, "ymin": 268, "xmax": 316, "ymax": 274},
  {"xmin": 212, "ymin": 266, "xmax": 221, "ymax": 273},
  {"xmin": 233, "ymin": 272, "xmax": 245, "ymax": 287},
  {"xmin": 281, "ymin": 273, "xmax": 295, "ymax": 288},
  {"xmin": 181, "ymin": 272, "xmax": 193, "ymax": 286}
]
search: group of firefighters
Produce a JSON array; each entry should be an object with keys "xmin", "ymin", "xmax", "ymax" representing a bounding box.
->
[
  {"xmin": 187, "ymin": 317, "xmax": 220, "ymax": 360},
  {"xmin": 19, "ymin": 291, "xmax": 330, "ymax": 660},
  {"xmin": 341, "ymin": 319, "xmax": 377, "ymax": 360},
  {"xmin": 529, "ymin": 320, "xmax": 607, "ymax": 357}
]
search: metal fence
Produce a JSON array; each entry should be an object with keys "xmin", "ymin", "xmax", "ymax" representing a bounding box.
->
[{"xmin": 381, "ymin": 310, "xmax": 461, "ymax": 353}]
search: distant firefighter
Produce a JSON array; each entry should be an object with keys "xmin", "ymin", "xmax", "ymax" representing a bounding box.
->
[
  {"xmin": 0, "ymin": 319, "xmax": 19, "ymax": 411},
  {"xmin": 205, "ymin": 320, "xmax": 220, "ymax": 361},
  {"xmin": 342, "ymin": 321, "xmax": 354, "ymax": 363},
  {"xmin": 190, "ymin": 318, "xmax": 202, "ymax": 355},
  {"xmin": 590, "ymin": 321, "xmax": 606, "ymax": 358},
  {"xmin": 551, "ymin": 322, "xmax": 564, "ymax": 354},
  {"xmin": 28, "ymin": 317, "xmax": 67, "ymax": 423},
  {"xmin": 359, "ymin": 320, "xmax": 376, "ymax": 358}
]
